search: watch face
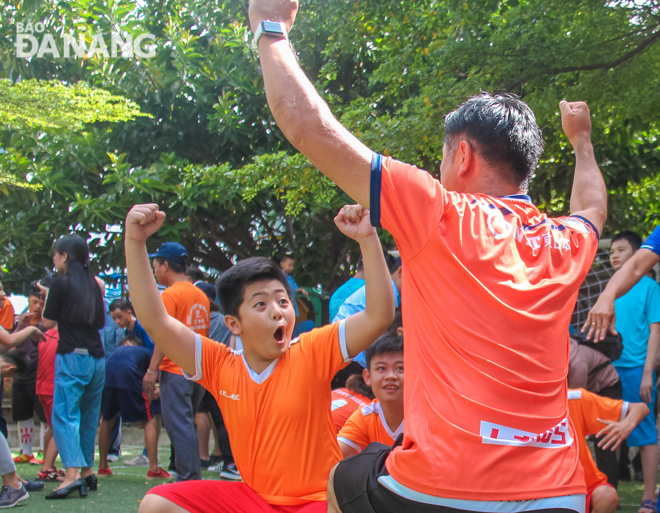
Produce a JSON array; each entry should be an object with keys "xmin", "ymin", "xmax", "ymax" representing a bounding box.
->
[{"xmin": 262, "ymin": 21, "xmax": 285, "ymax": 35}]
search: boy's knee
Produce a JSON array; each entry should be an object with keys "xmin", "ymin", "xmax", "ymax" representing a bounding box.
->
[
  {"xmin": 139, "ymin": 494, "xmax": 186, "ymax": 513},
  {"xmin": 591, "ymin": 485, "xmax": 619, "ymax": 513},
  {"xmin": 327, "ymin": 463, "xmax": 341, "ymax": 513}
]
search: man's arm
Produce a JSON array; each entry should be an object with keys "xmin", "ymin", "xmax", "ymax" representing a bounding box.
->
[
  {"xmin": 596, "ymin": 401, "xmax": 649, "ymax": 450},
  {"xmin": 641, "ymin": 323, "xmax": 660, "ymax": 404},
  {"xmin": 143, "ymin": 347, "xmax": 165, "ymax": 402},
  {"xmin": 560, "ymin": 101, "xmax": 607, "ymax": 236},
  {"xmin": 334, "ymin": 205, "xmax": 395, "ymax": 358},
  {"xmin": 338, "ymin": 441, "xmax": 358, "ymax": 459},
  {"xmin": 583, "ymin": 249, "xmax": 660, "ymax": 341},
  {"xmin": 0, "ymin": 326, "xmax": 44, "ymax": 348},
  {"xmin": 125, "ymin": 204, "xmax": 196, "ymax": 376},
  {"xmin": 249, "ymin": 1, "xmax": 372, "ymax": 206}
]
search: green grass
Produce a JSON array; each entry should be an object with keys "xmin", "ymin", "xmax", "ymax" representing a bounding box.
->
[
  {"xmin": 13, "ymin": 445, "xmax": 225, "ymax": 512},
  {"xmin": 11, "ymin": 447, "xmax": 656, "ymax": 512}
]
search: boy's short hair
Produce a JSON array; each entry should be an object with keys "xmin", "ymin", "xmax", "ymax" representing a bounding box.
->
[
  {"xmin": 280, "ymin": 254, "xmax": 294, "ymax": 263},
  {"xmin": 154, "ymin": 257, "xmax": 187, "ymax": 274},
  {"xmin": 118, "ymin": 335, "xmax": 143, "ymax": 347},
  {"xmin": 109, "ymin": 299, "xmax": 134, "ymax": 314},
  {"xmin": 186, "ymin": 267, "xmax": 207, "ymax": 283},
  {"xmin": 217, "ymin": 257, "xmax": 292, "ymax": 318},
  {"xmin": 388, "ymin": 257, "xmax": 402, "ymax": 275},
  {"xmin": 365, "ymin": 332, "xmax": 404, "ymax": 371},
  {"xmin": 612, "ymin": 231, "xmax": 643, "ymax": 252},
  {"xmin": 386, "ymin": 310, "xmax": 402, "ymax": 334},
  {"xmin": 4, "ymin": 350, "xmax": 28, "ymax": 376},
  {"xmin": 345, "ymin": 374, "xmax": 375, "ymax": 400}
]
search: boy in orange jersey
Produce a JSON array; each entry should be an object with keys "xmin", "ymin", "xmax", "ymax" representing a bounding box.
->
[
  {"xmin": 124, "ymin": 203, "xmax": 395, "ymax": 513},
  {"xmin": 338, "ymin": 332, "xmax": 403, "ymax": 457},
  {"xmin": 567, "ymin": 389, "xmax": 648, "ymax": 513},
  {"xmin": 331, "ymin": 375, "xmax": 374, "ymax": 433}
]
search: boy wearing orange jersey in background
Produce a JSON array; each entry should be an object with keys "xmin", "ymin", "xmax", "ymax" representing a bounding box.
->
[
  {"xmin": 124, "ymin": 203, "xmax": 394, "ymax": 513},
  {"xmin": 338, "ymin": 332, "xmax": 403, "ymax": 457},
  {"xmin": 567, "ymin": 389, "xmax": 648, "ymax": 513}
]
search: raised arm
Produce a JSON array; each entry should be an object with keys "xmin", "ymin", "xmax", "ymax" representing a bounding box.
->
[
  {"xmin": 333, "ymin": 205, "xmax": 395, "ymax": 357},
  {"xmin": 560, "ymin": 101, "xmax": 607, "ymax": 236},
  {"xmin": 583, "ymin": 248, "xmax": 660, "ymax": 341},
  {"xmin": 248, "ymin": 0, "xmax": 372, "ymax": 206},
  {"xmin": 124, "ymin": 204, "xmax": 196, "ymax": 376}
]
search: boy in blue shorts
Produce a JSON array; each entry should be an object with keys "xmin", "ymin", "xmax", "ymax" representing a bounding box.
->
[
  {"xmin": 98, "ymin": 336, "xmax": 170, "ymax": 479},
  {"xmin": 602, "ymin": 231, "xmax": 660, "ymax": 513}
]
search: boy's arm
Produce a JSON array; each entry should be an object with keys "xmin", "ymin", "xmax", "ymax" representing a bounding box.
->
[
  {"xmin": 334, "ymin": 205, "xmax": 395, "ymax": 358},
  {"xmin": 561, "ymin": 101, "xmax": 607, "ymax": 236},
  {"xmin": 249, "ymin": 0, "xmax": 373, "ymax": 207},
  {"xmin": 143, "ymin": 348, "xmax": 165, "ymax": 402},
  {"xmin": 596, "ymin": 401, "xmax": 650, "ymax": 450},
  {"xmin": 641, "ymin": 323, "xmax": 660, "ymax": 403},
  {"xmin": 125, "ymin": 204, "xmax": 196, "ymax": 376},
  {"xmin": 583, "ymin": 249, "xmax": 660, "ymax": 341},
  {"xmin": 338, "ymin": 441, "xmax": 358, "ymax": 459},
  {"xmin": 0, "ymin": 326, "xmax": 44, "ymax": 348}
]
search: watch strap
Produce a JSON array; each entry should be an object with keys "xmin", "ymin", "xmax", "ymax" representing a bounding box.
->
[{"xmin": 252, "ymin": 21, "xmax": 288, "ymax": 50}]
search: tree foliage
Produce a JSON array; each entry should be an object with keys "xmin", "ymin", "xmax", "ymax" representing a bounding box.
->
[{"xmin": 1, "ymin": 0, "xmax": 659, "ymax": 293}]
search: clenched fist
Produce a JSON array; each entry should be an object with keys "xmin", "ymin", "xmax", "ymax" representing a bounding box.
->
[
  {"xmin": 125, "ymin": 204, "xmax": 166, "ymax": 243},
  {"xmin": 560, "ymin": 100, "xmax": 592, "ymax": 146}
]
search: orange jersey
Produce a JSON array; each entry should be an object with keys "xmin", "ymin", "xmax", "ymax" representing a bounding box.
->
[
  {"xmin": 160, "ymin": 282, "xmax": 210, "ymax": 375},
  {"xmin": 372, "ymin": 155, "xmax": 599, "ymax": 501},
  {"xmin": 568, "ymin": 389, "xmax": 625, "ymax": 489},
  {"xmin": 331, "ymin": 388, "xmax": 372, "ymax": 432},
  {"xmin": 338, "ymin": 401, "xmax": 404, "ymax": 453},
  {"xmin": 0, "ymin": 299, "xmax": 14, "ymax": 331},
  {"xmin": 188, "ymin": 321, "xmax": 350, "ymax": 506}
]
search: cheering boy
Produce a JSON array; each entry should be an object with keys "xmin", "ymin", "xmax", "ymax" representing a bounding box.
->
[{"xmin": 124, "ymin": 203, "xmax": 394, "ymax": 513}]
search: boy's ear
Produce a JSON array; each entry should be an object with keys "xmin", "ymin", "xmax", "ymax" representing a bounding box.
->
[
  {"xmin": 224, "ymin": 314, "xmax": 242, "ymax": 336},
  {"xmin": 362, "ymin": 367, "xmax": 371, "ymax": 387}
]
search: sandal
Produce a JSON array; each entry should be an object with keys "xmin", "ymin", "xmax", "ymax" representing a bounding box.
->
[
  {"xmin": 639, "ymin": 500, "xmax": 657, "ymax": 513},
  {"xmin": 36, "ymin": 468, "xmax": 64, "ymax": 483}
]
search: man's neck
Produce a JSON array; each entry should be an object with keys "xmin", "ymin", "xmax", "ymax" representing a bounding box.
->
[
  {"xmin": 128, "ymin": 317, "xmax": 136, "ymax": 331},
  {"xmin": 166, "ymin": 274, "xmax": 188, "ymax": 287},
  {"xmin": 378, "ymin": 400, "xmax": 404, "ymax": 432}
]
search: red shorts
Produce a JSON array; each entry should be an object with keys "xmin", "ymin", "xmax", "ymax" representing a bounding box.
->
[
  {"xmin": 146, "ymin": 481, "xmax": 325, "ymax": 513},
  {"xmin": 586, "ymin": 482, "xmax": 615, "ymax": 513},
  {"xmin": 37, "ymin": 394, "xmax": 53, "ymax": 428}
]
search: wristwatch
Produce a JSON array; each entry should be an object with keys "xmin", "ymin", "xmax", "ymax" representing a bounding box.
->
[{"xmin": 252, "ymin": 20, "xmax": 288, "ymax": 50}]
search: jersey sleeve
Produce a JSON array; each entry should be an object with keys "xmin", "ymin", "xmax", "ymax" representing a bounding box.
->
[
  {"xmin": 160, "ymin": 288, "xmax": 177, "ymax": 318},
  {"xmin": 641, "ymin": 224, "xmax": 660, "ymax": 257},
  {"xmin": 295, "ymin": 320, "xmax": 351, "ymax": 383},
  {"xmin": 182, "ymin": 334, "xmax": 232, "ymax": 395},
  {"xmin": 371, "ymin": 153, "xmax": 452, "ymax": 259},
  {"xmin": 337, "ymin": 408, "xmax": 371, "ymax": 453},
  {"xmin": 581, "ymin": 389, "xmax": 623, "ymax": 435}
]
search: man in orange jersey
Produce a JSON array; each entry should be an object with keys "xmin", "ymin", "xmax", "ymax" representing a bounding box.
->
[
  {"xmin": 124, "ymin": 203, "xmax": 394, "ymax": 513},
  {"xmin": 248, "ymin": 2, "xmax": 606, "ymax": 511},
  {"xmin": 141, "ymin": 241, "xmax": 210, "ymax": 482},
  {"xmin": 331, "ymin": 375, "xmax": 373, "ymax": 433},
  {"xmin": 567, "ymin": 389, "xmax": 648, "ymax": 513},
  {"xmin": 338, "ymin": 332, "xmax": 403, "ymax": 457}
]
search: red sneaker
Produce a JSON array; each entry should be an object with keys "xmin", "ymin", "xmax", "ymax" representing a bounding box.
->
[
  {"xmin": 146, "ymin": 468, "xmax": 171, "ymax": 479},
  {"xmin": 98, "ymin": 467, "xmax": 114, "ymax": 476},
  {"xmin": 12, "ymin": 454, "xmax": 32, "ymax": 464}
]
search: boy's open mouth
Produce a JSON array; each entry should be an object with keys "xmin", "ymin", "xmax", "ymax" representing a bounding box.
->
[{"xmin": 274, "ymin": 326, "xmax": 285, "ymax": 342}]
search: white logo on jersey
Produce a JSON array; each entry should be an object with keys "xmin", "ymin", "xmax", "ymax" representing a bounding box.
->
[
  {"xmin": 218, "ymin": 390, "xmax": 239, "ymax": 401},
  {"xmin": 480, "ymin": 418, "xmax": 573, "ymax": 449},
  {"xmin": 331, "ymin": 399, "xmax": 348, "ymax": 411}
]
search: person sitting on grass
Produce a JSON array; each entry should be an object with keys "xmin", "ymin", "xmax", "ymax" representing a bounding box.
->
[
  {"xmin": 98, "ymin": 336, "xmax": 170, "ymax": 479},
  {"xmin": 338, "ymin": 332, "xmax": 403, "ymax": 457},
  {"xmin": 567, "ymin": 388, "xmax": 649, "ymax": 513},
  {"xmin": 0, "ymin": 350, "xmax": 46, "ymax": 508},
  {"xmin": 123, "ymin": 202, "xmax": 394, "ymax": 513}
]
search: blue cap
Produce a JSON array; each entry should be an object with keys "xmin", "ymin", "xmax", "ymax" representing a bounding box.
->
[
  {"xmin": 196, "ymin": 282, "xmax": 216, "ymax": 302},
  {"xmin": 148, "ymin": 242, "xmax": 188, "ymax": 266}
]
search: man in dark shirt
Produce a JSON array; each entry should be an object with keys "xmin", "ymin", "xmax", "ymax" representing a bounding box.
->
[{"xmin": 11, "ymin": 285, "xmax": 47, "ymax": 464}]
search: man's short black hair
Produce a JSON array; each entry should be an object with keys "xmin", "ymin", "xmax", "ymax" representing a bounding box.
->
[
  {"xmin": 280, "ymin": 254, "xmax": 295, "ymax": 263},
  {"xmin": 388, "ymin": 257, "xmax": 402, "ymax": 275},
  {"xmin": 386, "ymin": 310, "xmax": 402, "ymax": 334},
  {"xmin": 612, "ymin": 231, "xmax": 643, "ymax": 252},
  {"xmin": 109, "ymin": 299, "xmax": 134, "ymax": 314},
  {"xmin": 185, "ymin": 267, "xmax": 206, "ymax": 283},
  {"xmin": 217, "ymin": 257, "xmax": 292, "ymax": 318},
  {"xmin": 4, "ymin": 350, "xmax": 28, "ymax": 376},
  {"xmin": 118, "ymin": 335, "xmax": 143, "ymax": 347},
  {"xmin": 365, "ymin": 332, "xmax": 403, "ymax": 371},
  {"xmin": 154, "ymin": 257, "xmax": 187, "ymax": 274},
  {"xmin": 444, "ymin": 93, "xmax": 544, "ymax": 190}
]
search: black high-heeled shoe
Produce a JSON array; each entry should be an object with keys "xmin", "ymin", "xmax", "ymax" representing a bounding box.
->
[
  {"xmin": 45, "ymin": 478, "xmax": 88, "ymax": 500},
  {"xmin": 84, "ymin": 475, "xmax": 97, "ymax": 491}
]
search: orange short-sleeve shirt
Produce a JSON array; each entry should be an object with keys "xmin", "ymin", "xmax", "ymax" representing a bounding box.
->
[
  {"xmin": 331, "ymin": 388, "xmax": 372, "ymax": 433},
  {"xmin": 338, "ymin": 401, "xmax": 404, "ymax": 453},
  {"xmin": 189, "ymin": 321, "xmax": 350, "ymax": 506},
  {"xmin": 0, "ymin": 299, "xmax": 14, "ymax": 331},
  {"xmin": 159, "ymin": 281, "xmax": 210, "ymax": 375},
  {"xmin": 372, "ymin": 154, "xmax": 599, "ymax": 501},
  {"xmin": 568, "ymin": 388, "xmax": 624, "ymax": 489}
]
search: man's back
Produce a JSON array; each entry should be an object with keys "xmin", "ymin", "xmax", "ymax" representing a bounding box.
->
[
  {"xmin": 106, "ymin": 345, "xmax": 152, "ymax": 391},
  {"xmin": 377, "ymin": 156, "xmax": 599, "ymax": 501}
]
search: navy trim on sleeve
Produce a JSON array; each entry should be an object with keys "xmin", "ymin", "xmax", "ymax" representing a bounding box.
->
[
  {"xmin": 640, "ymin": 223, "xmax": 660, "ymax": 257},
  {"xmin": 569, "ymin": 215, "xmax": 600, "ymax": 240},
  {"xmin": 370, "ymin": 153, "xmax": 383, "ymax": 229}
]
